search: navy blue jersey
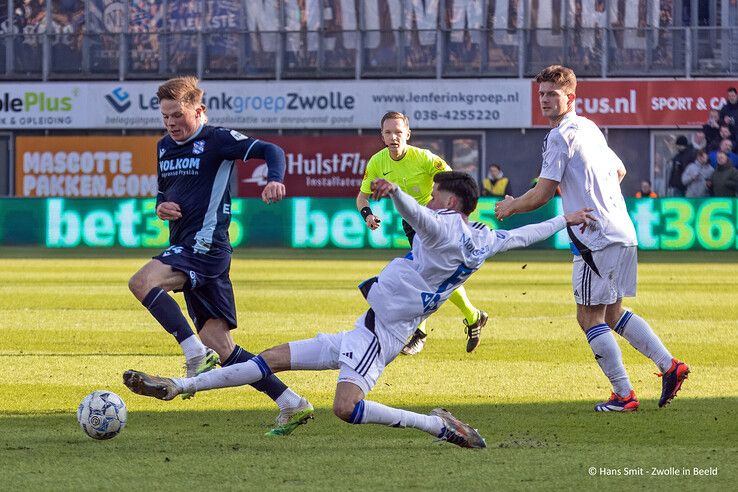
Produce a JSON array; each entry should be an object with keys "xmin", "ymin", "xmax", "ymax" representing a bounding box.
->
[{"xmin": 156, "ymin": 125, "xmax": 282, "ymax": 253}]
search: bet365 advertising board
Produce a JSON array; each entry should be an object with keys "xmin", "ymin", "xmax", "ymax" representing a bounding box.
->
[{"xmin": 0, "ymin": 197, "xmax": 736, "ymax": 251}]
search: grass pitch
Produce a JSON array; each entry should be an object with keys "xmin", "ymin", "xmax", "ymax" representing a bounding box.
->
[{"xmin": 0, "ymin": 249, "xmax": 736, "ymax": 490}]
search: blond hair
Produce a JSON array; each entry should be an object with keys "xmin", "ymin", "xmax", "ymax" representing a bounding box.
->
[
  {"xmin": 535, "ymin": 65, "xmax": 577, "ymax": 94},
  {"xmin": 157, "ymin": 76, "xmax": 208, "ymax": 123}
]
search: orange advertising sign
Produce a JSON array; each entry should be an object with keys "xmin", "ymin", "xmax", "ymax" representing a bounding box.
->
[
  {"xmin": 16, "ymin": 136, "xmax": 160, "ymax": 197},
  {"xmin": 531, "ymin": 80, "xmax": 732, "ymax": 127}
]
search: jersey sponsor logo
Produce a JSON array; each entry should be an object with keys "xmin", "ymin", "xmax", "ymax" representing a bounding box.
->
[
  {"xmin": 159, "ymin": 157, "xmax": 200, "ymax": 172},
  {"xmin": 462, "ymin": 234, "xmax": 490, "ymax": 257},
  {"xmin": 192, "ymin": 140, "xmax": 205, "ymax": 155},
  {"xmin": 242, "ymin": 163, "xmax": 269, "ymax": 186},
  {"xmin": 230, "ymin": 130, "xmax": 248, "ymax": 141}
]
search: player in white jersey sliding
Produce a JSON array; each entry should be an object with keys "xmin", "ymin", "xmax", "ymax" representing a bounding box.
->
[
  {"xmin": 495, "ymin": 65, "xmax": 689, "ymax": 412},
  {"xmin": 123, "ymin": 171, "xmax": 594, "ymax": 447}
]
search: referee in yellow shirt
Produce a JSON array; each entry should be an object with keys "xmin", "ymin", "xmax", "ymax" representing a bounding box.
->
[{"xmin": 356, "ymin": 111, "xmax": 487, "ymax": 355}]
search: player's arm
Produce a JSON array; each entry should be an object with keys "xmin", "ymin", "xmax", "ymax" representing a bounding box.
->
[
  {"xmin": 245, "ymin": 140, "xmax": 287, "ymax": 204},
  {"xmin": 495, "ymin": 178, "xmax": 559, "ymax": 219},
  {"xmin": 154, "ymin": 142, "xmax": 181, "ymax": 221},
  {"xmin": 493, "ymin": 208, "xmax": 595, "ymax": 254},
  {"xmin": 358, "ymin": 158, "xmax": 382, "ymax": 230},
  {"xmin": 356, "ymin": 191, "xmax": 381, "ymax": 230},
  {"xmin": 496, "ymin": 132, "xmax": 567, "ymax": 220},
  {"xmin": 371, "ymin": 179, "xmax": 444, "ymax": 242}
]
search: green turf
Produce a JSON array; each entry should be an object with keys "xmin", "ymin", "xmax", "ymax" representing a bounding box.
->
[{"xmin": 0, "ymin": 250, "xmax": 736, "ymax": 490}]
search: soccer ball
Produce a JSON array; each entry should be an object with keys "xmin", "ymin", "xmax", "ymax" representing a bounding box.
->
[{"xmin": 77, "ymin": 390, "xmax": 127, "ymax": 440}]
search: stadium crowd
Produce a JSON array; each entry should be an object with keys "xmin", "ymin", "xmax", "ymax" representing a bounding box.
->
[{"xmin": 663, "ymin": 87, "xmax": 738, "ymax": 198}]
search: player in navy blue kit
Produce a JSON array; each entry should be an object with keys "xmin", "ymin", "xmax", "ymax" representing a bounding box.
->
[{"xmin": 127, "ymin": 77, "xmax": 313, "ymax": 435}]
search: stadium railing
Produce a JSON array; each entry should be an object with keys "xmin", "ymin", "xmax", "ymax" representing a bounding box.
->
[{"xmin": 1, "ymin": 27, "xmax": 736, "ymax": 81}]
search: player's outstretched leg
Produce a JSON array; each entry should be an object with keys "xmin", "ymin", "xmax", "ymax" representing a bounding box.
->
[
  {"xmin": 431, "ymin": 408, "xmax": 488, "ymax": 448},
  {"xmin": 338, "ymin": 397, "xmax": 486, "ymax": 449},
  {"xmin": 334, "ymin": 382, "xmax": 485, "ymax": 449},
  {"xmin": 613, "ymin": 310, "xmax": 690, "ymax": 407},
  {"xmin": 124, "ymin": 348, "xmax": 315, "ymax": 435},
  {"xmin": 201, "ymin": 320, "xmax": 312, "ymax": 432},
  {"xmin": 123, "ymin": 370, "xmax": 180, "ymax": 401}
]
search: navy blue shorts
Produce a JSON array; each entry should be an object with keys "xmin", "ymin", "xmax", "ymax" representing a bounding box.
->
[{"xmin": 153, "ymin": 245, "xmax": 237, "ymax": 332}]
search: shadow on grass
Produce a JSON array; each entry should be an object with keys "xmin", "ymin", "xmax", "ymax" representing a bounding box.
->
[
  {"xmin": 0, "ymin": 398, "xmax": 735, "ymax": 489},
  {"xmin": 3, "ymin": 246, "xmax": 738, "ymax": 264}
]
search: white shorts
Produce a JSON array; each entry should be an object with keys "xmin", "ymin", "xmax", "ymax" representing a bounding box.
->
[
  {"xmin": 572, "ymin": 244, "xmax": 637, "ymax": 306},
  {"xmin": 288, "ymin": 310, "xmax": 405, "ymax": 395}
]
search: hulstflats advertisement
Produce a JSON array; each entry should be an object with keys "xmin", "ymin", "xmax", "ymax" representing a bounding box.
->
[{"xmin": 237, "ymin": 136, "xmax": 382, "ymax": 198}]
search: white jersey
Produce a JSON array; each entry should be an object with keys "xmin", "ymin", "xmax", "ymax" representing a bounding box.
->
[
  {"xmin": 539, "ymin": 112, "xmax": 637, "ymax": 251},
  {"xmin": 365, "ymin": 189, "xmax": 567, "ymax": 342}
]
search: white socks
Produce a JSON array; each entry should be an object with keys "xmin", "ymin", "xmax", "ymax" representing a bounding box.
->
[
  {"xmin": 275, "ymin": 388, "xmax": 303, "ymax": 410},
  {"xmin": 180, "ymin": 335, "xmax": 207, "ymax": 361},
  {"xmin": 350, "ymin": 400, "xmax": 444, "ymax": 436},
  {"xmin": 614, "ymin": 311, "xmax": 673, "ymax": 373},
  {"xmin": 175, "ymin": 357, "xmax": 267, "ymax": 394},
  {"xmin": 586, "ymin": 324, "xmax": 633, "ymax": 398}
]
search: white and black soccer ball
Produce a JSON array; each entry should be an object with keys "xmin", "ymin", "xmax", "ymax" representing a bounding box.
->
[{"xmin": 77, "ymin": 390, "xmax": 127, "ymax": 440}]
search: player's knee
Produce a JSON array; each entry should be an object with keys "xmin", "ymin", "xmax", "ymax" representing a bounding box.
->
[
  {"xmin": 605, "ymin": 314, "xmax": 620, "ymax": 330},
  {"xmin": 332, "ymin": 398, "xmax": 356, "ymax": 422},
  {"xmin": 575, "ymin": 312, "xmax": 589, "ymax": 331},
  {"xmin": 128, "ymin": 273, "xmax": 147, "ymax": 299}
]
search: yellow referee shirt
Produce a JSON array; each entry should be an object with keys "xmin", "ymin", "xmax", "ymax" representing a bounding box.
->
[{"xmin": 360, "ymin": 146, "xmax": 451, "ymax": 205}]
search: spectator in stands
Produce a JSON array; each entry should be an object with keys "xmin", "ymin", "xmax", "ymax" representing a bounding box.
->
[
  {"xmin": 668, "ymin": 135, "xmax": 696, "ymax": 196},
  {"xmin": 718, "ymin": 125, "xmax": 736, "ymax": 148},
  {"xmin": 481, "ymin": 163, "xmax": 512, "ymax": 197},
  {"xmin": 690, "ymin": 130, "xmax": 707, "ymax": 151},
  {"xmin": 718, "ymin": 87, "xmax": 738, "ymax": 127},
  {"xmin": 703, "ymin": 109, "xmax": 722, "ymax": 150},
  {"xmin": 681, "ymin": 150, "xmax": 713, "ymax": 197},
  {"xmin": 635, "ymin": 180, "xmax": 658, "ymax": 198},
  {"xmin": 708, "ymin": 152, "xmax": 738, "ymax": 197},
  {"xmin": 708, "ymin": 139, "xmax": 738, "ymax": 168}
]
